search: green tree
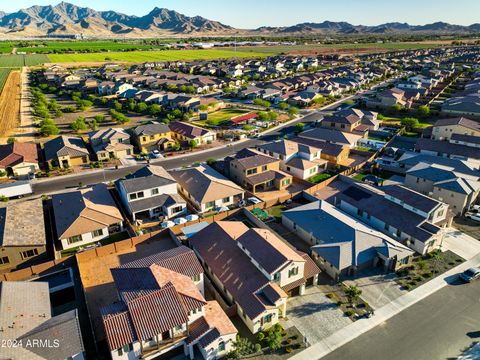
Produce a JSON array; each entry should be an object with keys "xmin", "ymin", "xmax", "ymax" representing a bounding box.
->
[
  {"xmin": 71, "ymin": 116, "xmax": 88, "ymax": 132},
  {"xmin": 89, "ymin": 119, "xmax": 99, "ymax": 131},
  {"xmin": 6, "ymin": 137, "xmax": 15, "ymax": 144},
  {"xmin": 278, "ymin": 102, "xmax": 289, "ymax": 110},
  {"xmin": 288, "ymin": 106, "xmax": 299, "ymax": 117},
  {"xmin": 265, "ymin": 328, "xmax": 282, "ymax": 352},
  {"xmin": 344, "ymin": 285, "xmax": 362, "ymax": 305},
  {"xmin": 94, "ymin": 114, "xmax": 106, "ymax": 123},
  {"xmin": 417, "ymin": 105, "xmax": 430, "ymax": 118},
  {"xmin": 401, "ymin": 117, "xmax": 419, "ymax": 131},
  {"xmin": 189, "ymin": 139, "xmax": 198, "ymax": 149},
  {"xmin": 295, "ymin": 122, "xmax": 305, "ymax": 134},
  {"xmin": 135, "ymin": 102, "xmax": 148, "ymax": 113},
  {"xmin": 206, "ymin": 158, "xmax": 217, "ymax": 166},
  {"xmin": 149, "ymin": 104, "xmax": 162, "ymax": 116},
  {"xmin": 39, "ymin": 119, "xmax": 60, "ymax": 136}
]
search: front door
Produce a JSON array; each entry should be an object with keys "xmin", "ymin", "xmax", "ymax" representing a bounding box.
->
[{"xmin": 162, "ymin": 330, "xmax": 171, "ymax": 341}]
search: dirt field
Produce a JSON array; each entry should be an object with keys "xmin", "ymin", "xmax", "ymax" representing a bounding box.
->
[
  {"xmin": 0, "ymin": 70, "xmax": 21, "ymax": 142},
  {"xmin": 288, "ymin": 47, "xmax": 390, "ymax": 56}
]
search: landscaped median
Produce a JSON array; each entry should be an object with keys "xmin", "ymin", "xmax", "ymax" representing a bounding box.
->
[{"xmin": 325, "ymin": 285, "xmax": 374, "ymax": 321}]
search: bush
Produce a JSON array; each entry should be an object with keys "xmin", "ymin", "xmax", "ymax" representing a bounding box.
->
[
  {"xmin": 336, "ymin": 301, "xmax": 343, "ymax": 306},
  {"xmin": 344, "ymin": 310, "xmax": 354, "ymax": 317},
  {"xmin": 326, "ymin": 293, "xmax": 335, "ymax": 299},
  {"xmin": 404, "ymin": 284, "xmax": 412, "ymax": 290},
  {"xmin": 423, "ymin": 272, "xmax": 432, "ymax": 278},
  {"xmin": 256, "ymin": 332, "xmax": 265, "ymax": 342},
  {"xmin": 286, "ymin": 347, "xmax": 293, "ymax": 354},
  {"xmin": 254, "ymin": 343, "xmax": 261, "ymax": 353}
]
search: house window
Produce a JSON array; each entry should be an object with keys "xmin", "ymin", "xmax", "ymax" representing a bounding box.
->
[
  {"xmin": 92, "ymin": 229, "xmax": 104, "ymax": 238},
  {"xmin": 309, "ymin": 167, "xmax": 316, "ymax": 174},
  {"xmin": 273, "ymin": 272, "xmax": 280, "ymax": 281},
  {"xmin": 263, "ymin": 314, "xmax": 273, "ymax": 324},
  {"xmin": 175, "ymin": 324, "xmax": 183, "ymax": 331},
  {"xmin": 246, "ymin": 168, "xmax": 257, "ymax": 175},
  {"xmin": 129, "ymin": 193, "xmax": 137, "ymax": 200},
  {"xmin": 151, "ymin": 188, "xmax": 159, "ymax": 196},
  {"xmin": 282, "ymin": 179, "xmax": 290, "ymax": 186},
  {"xmin": 172, "ymin": 206, "xmax": 184, "ymax": 214},
  {"xmin": 218, "ymin": 341, "xmax": 226, "ymax": 352},
  {"xmin": 118, "ymin": 344, "xmax": 131, "ymax": 356},
  {"xmin": 192, "ymin": 274, "xmax": 201, "ymax": 282},
  {"xmin": 286, "ymin": 166, "xmax": 291, "ymax": 172},
  {"xmin": 288, "ymin": 267, "xmax": 299, "ymax": 277},
  {"xmin": 222, "ymin": 197, "xmax": 230, "ymax": 204},
  {"xmin": 262, "ymin": 165, "xmax": 268, "ymax": 171},
  {"xmin": 137, "ymin": 192, "xmax": 144, "ymax": 199},
  {"xmin": 21, "ymin": 249, "xmax": 38, "ymax": 259},
  {"xmin": 205, "ymin": 201, "xmax": 215, "ymax": 209},
  {"xmin": 0, "ymin": 256, "xmax": 9, "ymax": 265},
  {"xmin": 67, "ymin": 235, "xmax": 82, "ymax": 245}
]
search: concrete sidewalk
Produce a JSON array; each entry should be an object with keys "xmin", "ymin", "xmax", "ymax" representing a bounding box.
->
[{"xmin": 290, "ymin": 251, "xmax": 480, "ymax": 360}]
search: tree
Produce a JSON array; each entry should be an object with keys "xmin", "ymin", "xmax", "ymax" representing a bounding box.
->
[
  {"xmin": 417, "ymin": 105, "xmax": 430, "ymax": 118},
  {"xmin": 6, "ymin": 137, "xmax": 15, "ymax": 144},
  {"xmin": 295, "ymin": 122, "xmax": 305, "ymax": 134},
  {"xmin": 265, "ymin": 327, "xmax": 282, "ymax": 352},
  {"xmin": 401, "ymin": 117, "xmax": 419, "ymax": 131},
  {"xmin": 149, "ymin": 104, "xmax": 161, "ymax": 116},
  {"xmin": 198, "ymin": 104, "xmax": 208, "ymax": 111},
  {"xmin": 71, "ymin": 116, "xmax": 88, "ymax": 132},
  {"xmin": 288, "ymin": 106, "xmax": 299, "ymax": 117},
  {"xmin": 253, "ymin": 98, "xmax": 271, "ymax": 109},
  {"xmin": 278, "ymin": 102, "xmax": 289, "ymax": 110},
  {"xmin": 39, "ymin": 119, "xmax": 60, "ymax": 137},
  {"xmin": 94, "ymin": 114, "xmax": 106, "ymax": 123},
  {"xmin": 229, "ymin": 336, "xmax": 255, "ymax": 358},
  {"xmin": 135, "ymin": 102, "xmax": 148, "ymax": 113},
  {"xmin": 89, "ymin": 119, "xmax": 99, "ymax": 131},
  {"xmin": 344, "ymin": 285, "xmax": 362, "ymax": 305},
  {"xmin": 189, "ymin": 139, "xmax": 198, "ymax": 149},
  {"xmin": 391, "ymin": 104, "xmax": 403, "ymax": 112},
  {"xmin": 206, "ymin": 158, "xmax": 217, "ymax": 166}
]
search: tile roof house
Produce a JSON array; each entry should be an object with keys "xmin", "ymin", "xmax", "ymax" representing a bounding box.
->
[
  {"xmin": 404, "ymin": 162, "xmax": 480, "ymax": 215},
  {"xmin": 291, "ymin": 137, "xmax": 350, "ymax": 164},
  {"xmin": 0, "ymin": 142, "xmax": 39, "ymax": 176},
  {"xmin": 52, "ymin": 184, "xmax": 124, "ymax": 250},
  {"xmin": 327, "ymin": 180, "xmax": 450, "ymax": 255},
  {"xmin": 88, "ymin": 128, "xmax": 134, "ymax": 161},
  {"xmin": 169, "ymin": 122, "xmax": 216, "ymax": 146},
  {"xmin": 321, "ymin": 108, "xmax": 380, "ymax": 134},
  {"xmin": 430, "ymin": 117, "xmax": 480, "ymax": 140},
  {"xmin": 101, "ymin": 247, "xmax": 236, "ymax": 360},
  {"xmin": 170, "ymin": 165, "xmax": 244, "ymax": 213},
  {"xmin": 131, "ymin": 122, "xmax": 175, "ymax": 153},
  {"xmin": 226, "ymin": 148, "xmax": 292, "ymax": 193},
  {"xmin": 116, "ymin": 165, "xmax": 186, "ymax": 221},
  {"xmin": 283, "ymin": 201, "xmax": 413, "ymax": 281},
  {"xmin": 0, "ymin": 281, "xmax": 84, "ymax": 360},
  {"xmin": 0, "ymin": 198, "xmax": 46, "ymax": 272},
  {"xmin": 189, "ymin": 221, "xmax": 320, "ymax": 334},
  {"xmin": 298, "ymin": 127, "xmax": 362, "ymax": 149},
  {"xmin": 256, "ymin": 140, "xmax": 327, "ymax": 180},
  {"xmin": 43, "ymin": 136, "xmax": 90, "ymax": 169}
]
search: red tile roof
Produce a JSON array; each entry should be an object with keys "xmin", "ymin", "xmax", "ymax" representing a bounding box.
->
[
  {"xmin": 230, "ymin": 112, "xmax": 258, "ymax": 124},
  {"xmin": 0, "ymin": 142, "xmax": 38, "ymax": 168}
]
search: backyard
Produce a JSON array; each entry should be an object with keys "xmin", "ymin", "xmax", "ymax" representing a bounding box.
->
[
  {"xmin": 309, "ymin": 172, "xmax": 335, "ymax": 184},
  {"xmin": 194, "ymin": 107, "xmax": 250, "ymax": 127}
]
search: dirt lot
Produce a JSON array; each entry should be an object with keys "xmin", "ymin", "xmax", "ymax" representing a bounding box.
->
[
  {"xmin": 77, "ymin": 231, "xmax": 176, "ymax": 341},
  {"xmin": 0, "ymin": 70, "xmax": 21, "ymax": 142}
]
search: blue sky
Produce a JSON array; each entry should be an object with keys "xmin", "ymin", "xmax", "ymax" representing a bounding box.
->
[{"xmin": 6, "ymin": 0, "xmax": 480, "ymax": 28}]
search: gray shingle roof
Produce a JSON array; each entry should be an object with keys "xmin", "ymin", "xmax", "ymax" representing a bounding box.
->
[
  {"xmin": 118, "ymin": 165, "xmax": 176, "ymax": 194},
  {"xmin": 44, "ymin": 136, "xmax": 89, "ymax": 162}
]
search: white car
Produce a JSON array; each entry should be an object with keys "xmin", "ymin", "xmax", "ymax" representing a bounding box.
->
[
  {"xmin": 466, "ymin": 213, "xmax": 480, "ymax": 223},
  {"xmin": 470, "ymin": 204, "xmax": 480, "ymax": 212},
  {"xmin": 151, "ymin": 150, "xmax": 163, "ymax": 159},
  {"xmin": 248, "ymin": 197, "xmax": 262, "ymax": 205}
]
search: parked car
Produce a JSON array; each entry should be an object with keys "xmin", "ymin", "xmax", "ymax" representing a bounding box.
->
[
  {"xmin": 470, "ymin": 204, "xmax": 480, "ymax": 212},
  {"xmin": 151, "ymin": 150, "xmax": 163, "ymax": 159},
  {"xmin": 460, "ymin": 267, "xmax": 480, "ymax": 283},
  {"xmin": 248, "ymin": 197, "xmax": 262, "ymax": 205},
  {"xmin": 466, "ymin": 213, "xmax": 480, "ymax": 223}
]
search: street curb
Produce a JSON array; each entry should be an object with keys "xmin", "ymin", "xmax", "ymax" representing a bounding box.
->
[{"xmin": 290, "ymin": 252, "xmax": 480, "ymax": 360}]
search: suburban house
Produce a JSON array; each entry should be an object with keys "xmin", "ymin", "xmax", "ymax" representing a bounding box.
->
[
  {"xmin": 298, "ymin": 127, "xmax": 363, "ymax": 148},
  {"xmin": 291, "ymin": 137, "xmax": 350, "ymax": 164},
  {"xmin": 189, "ymin": 221, "xmax": 320, "ymax": 334},
  {"xmin": 0, "ymin": 142, "xmax": 39, "ymax": 177},
  {"xmin": 226, "ymin": 148, "xmax": 292, "ymax": 193},
  {"xmin": 170, "ymin": 165, "xmax": 244, "ymax": 213},
  {"xmin": 256, "ymin": 140, "xmax": 328, "ymax": 180},
  {"xmin": 415, "ymin": 137, "xmax": 480, "ymax": 163},
  {"xmin": 404, "ymin": 162, "xmax": 480, "ymax": 215},
  {"xmin": 327, "ymin": 180, "xmax": 450, "ymax": 255},
  {"xmin": 52, "ymin": 184, "xmax": 124, "ymax": 250},
  {"xmin": 101, "ymin": 247, "xmax": 237, "ymax": 360},
  {"xmin": 89, "ymin": 128, "xmax": 134, "ymax": 161},
  {"xmin": 282, "ymin": 201, "xmax": 413, "ymax": 282},
  {"xmin": 0, "ymin": 281, "xmax": 85, "ymax": 360},
  {"xmin": 0, "ymin": 198, "xmax": 46, "ymax": 272},
  {"xmin": 131, "ymin": 122, "xmax": 175, "ymax": 154},
  {"xmin": 116, "ymin": 165, "xmax": 187, "ymax": 221},
  {"xmin": 43, "ymin": 135, "xmax": 90, "ymax": 169},
  {"xmin": 430, "ymin": 117, "xmax": 480, "ymax": 140},
  {"xmin": 169, "ymin": 122, "xmax": 216, "ymax": 146},
  {"xmin": 367, "ymin": 87, "xmax": 412, "ymax": 109},
  {"xmin": 442, "ymin": 93, "xmax": 480, "ymax": 118},
  {"xmin": 321, "ymin": 108, "xmax": 380, "ymax": 134}
]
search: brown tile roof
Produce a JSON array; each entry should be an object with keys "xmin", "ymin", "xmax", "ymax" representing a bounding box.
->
[
  {"xmin": 0, "ymin": 142, "xmax": 38, "ymax": 168},
  {"xmin": 169, "ymin": 121, "xmax": 211, "ymax": 139},
  {"xmin": 233, "ymin": 148, "xmax": 278, "ymax": 168}
]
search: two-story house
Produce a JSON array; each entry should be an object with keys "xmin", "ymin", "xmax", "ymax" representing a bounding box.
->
[
  {"xmin": 189, "ymin": 221, "xmax": 320, "ymax": 334},
  {"xmin": 256, "ymin": 140, "xmax": 327, "ymax": 180},
  {"xmin": 131, "ymin": 122, "xmax": 176, "ymax": 154},
  {"xmin": 430, "ymin": 117, "xmax": 480, "ymax": 140},
  {"xmin": 226, "ymin": 148, "xmax": 292, "ymax": 193},
  {"xmin": 116, "ymin": 165, "xmax": 187, "ymax": 221},
  {"xmin": 89, "ymin": 128, "xmax": 134, "ymax": 161},
  {"xmin": 170, "ymin": 165, "xmax": 244, "ymax": 213},
  {"xmin": 320, "ymin": 108, "xmax": 380, "ymax": 135},
  {"xmin": 169, "ymin": 122, "xmax": 216, "ymax": 146},
  {"xmin": 101, "ymin": 246, "xmax": 237, "ymax": 360}
]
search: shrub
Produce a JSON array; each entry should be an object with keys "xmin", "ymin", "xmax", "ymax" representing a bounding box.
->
[
  {"xmin": 336, "ymin": 301, "xmax": 343, "ymax": 306},
  {"xmin": 0, "ymin": 195, "xmax": 8, "ymax": 202},
  {"xmin": 286, "ymin": 347, "xmax": 293, "ymax": 354},
  {"xmin": 256, "ymin": 332, "xmax": 265, "ymax": 342},
  {"xmin": 417, "ymin": 275, "xmax": 425, "ymax": 282},
  {"xmin": 416, "ymin": 259, "xmax": 427, "ymax": 270},
  {"xmin": 404, "ymin": 284, "xmax": 412, "ymax": 290},
  {"xmin": 326, "ymin": 293, "xmax": 335, "ymax": 299},
  {"xmin": 287, "ymin": 338, "xmax": 293, "ymax": 344},
  {"xmin": 344, "ymin": 310, "xmax": 354, "ymax": 317},
  {"xmin": 254, "ymin": 343, "xmax": 261, "ymax": 353},
  {"xmin": 423, "ymin": 272, "xmax": 432, "ymax": 278}
]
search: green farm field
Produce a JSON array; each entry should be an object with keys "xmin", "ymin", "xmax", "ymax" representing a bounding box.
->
[
  {"xmin": 0, "ymin": 54, "xmax": 49, "ymax": 68},
  {"xmin": 17, "ymin": 41, "xmax": 162, "ymax": 53},
  {"xmin": 47, "ymin": 49, "xmax": 272, "ymax": 63},
  {"xmin": 0, "ymin": 69, "xmax": 11, "ymax": 92}
]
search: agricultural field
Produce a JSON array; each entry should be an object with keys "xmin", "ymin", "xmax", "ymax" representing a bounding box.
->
[
  {"xmin": 47, "ymin": 49, "xmax": 272, "ymax": 63},
  {"xmin": 0, "ymin": 69, "xmax": 11, "ymax": 92},
  {"xmin": 0, "ymin": 70, "xmax": 21, "ymax": 138},
  {"xmin": 17, "ymin": 41, "xmax": 163, "ymax": 53},
  {"xmin": 0, "ymin": 54, "xmax": 49, "ymax": 68}
]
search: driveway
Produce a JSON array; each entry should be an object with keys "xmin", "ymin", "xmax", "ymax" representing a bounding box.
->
[
  {"xmin": 442, "ymin": 227, "xmax": 480, "ymax": 260},
  {"xmin": 343, "ymin": 269, "xmax": 405, "ymax": 309},
  {"xmin": 120, "ymin": 156, "xmax": 138, "ymax": 166},
  {"xmin": 281, "ymin": 286, "xmax": 352, "ymax": 344}
]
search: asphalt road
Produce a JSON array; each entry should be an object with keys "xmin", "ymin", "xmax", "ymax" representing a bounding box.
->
[
  {"xmin": 32, "ymin": 108, "xmax": 328, "ymax": 195},
  {"xmin": 321, "ymin": 278, "xmax": 480, "ymax": 360}
]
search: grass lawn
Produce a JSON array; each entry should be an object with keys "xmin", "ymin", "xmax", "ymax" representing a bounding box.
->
[
  {"xmin": 48, "ymin": 49, "xmax": 271, "ymax": 63},
  {"xmin": 196, "ymin": 108, "xmax": 250, "ymax": 126},
  {"xmin": 60, "ymin": 231, "xmax": 130, "ymax": 257},
  {"xmin": 309, "ymin": 172, "xmax": 334, "ymax": 183}
]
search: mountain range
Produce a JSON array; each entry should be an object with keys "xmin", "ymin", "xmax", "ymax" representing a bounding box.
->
[{"xmin": 0, "ymin": 2, "xmax": 479, "ymax": 37}]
